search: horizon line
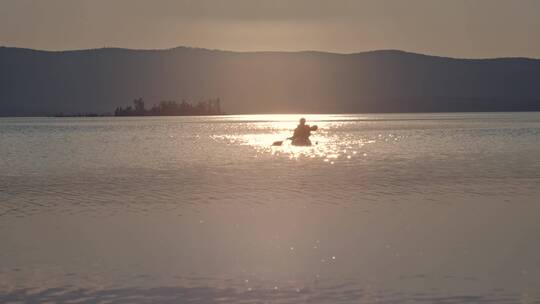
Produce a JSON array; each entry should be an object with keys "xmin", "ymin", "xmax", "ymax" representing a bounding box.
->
[{"xmin": 1, "ymin": 45, "xmax": 538, "ymax": 61}]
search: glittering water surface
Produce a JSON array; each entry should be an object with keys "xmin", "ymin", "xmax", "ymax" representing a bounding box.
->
[{"xmin": 1, "ymin": 113, "xmax": 540, "ymax": 303}]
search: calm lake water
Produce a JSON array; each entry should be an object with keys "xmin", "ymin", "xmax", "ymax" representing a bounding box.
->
[{"xmin": 1, "ymin": 113, "xmax": 540, "ymax": 303}]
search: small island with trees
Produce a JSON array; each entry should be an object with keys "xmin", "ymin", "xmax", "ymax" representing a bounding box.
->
[{"xmin": 114, "ymin": 98, "xmax": 224, "ymax": 116}]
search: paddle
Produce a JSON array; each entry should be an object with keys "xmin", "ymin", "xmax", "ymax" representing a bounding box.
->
[
  {"xmin": 272, "ymin": 125, "xmax": 318, "ymax": 146},
  {"xmin": 272, "ymin": 137, "xmax": 292, "ymax": 146}
]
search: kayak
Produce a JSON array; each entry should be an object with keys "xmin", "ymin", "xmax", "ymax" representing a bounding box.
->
[
  {"xmin": 272, "ymin": 125, "xmax": 318, "ymax": 147},
  {"xmin": 291, "ymin": 138, "xmax": 312, "ymax": 146}
]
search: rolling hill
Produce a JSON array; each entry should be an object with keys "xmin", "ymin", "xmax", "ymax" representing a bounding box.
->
[{"xmin": 1, "ymin": 46, "xmax": 540, "ymax": 116}]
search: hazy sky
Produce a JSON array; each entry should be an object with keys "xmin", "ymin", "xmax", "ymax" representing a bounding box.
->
[{"xmin": 1, "ymin": 0, "xmax": 539, "ymax": 58}]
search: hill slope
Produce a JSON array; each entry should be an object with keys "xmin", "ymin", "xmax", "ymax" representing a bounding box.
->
[{"xmin": 1, "ymin": 46, "xmax": 540, "ymax": 116}]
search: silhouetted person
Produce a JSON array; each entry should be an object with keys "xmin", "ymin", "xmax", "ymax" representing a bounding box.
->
[{"xmin": 291, "ymin": 118, "xmax": 318, "ymax": 146}]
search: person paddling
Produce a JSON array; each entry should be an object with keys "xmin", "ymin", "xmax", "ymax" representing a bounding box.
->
[
  {"xmin": 272, "ymin": 118, "xmax": 318, "ymax": 146},
  {"xmin": 290, "ymin": 118, "xmax": 318, "ymax": 146}
]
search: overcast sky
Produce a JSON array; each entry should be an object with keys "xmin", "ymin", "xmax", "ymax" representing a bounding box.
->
[{"xmin": 1, "ymin": 0, "xmax": 539, "ymax": 58}]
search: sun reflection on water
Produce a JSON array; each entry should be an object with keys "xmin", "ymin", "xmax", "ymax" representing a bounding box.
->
[{"xmin": 213, "ymin": 115, "xmax": 386, "ymax": 164}]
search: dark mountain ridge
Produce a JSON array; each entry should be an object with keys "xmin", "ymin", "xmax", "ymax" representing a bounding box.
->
[{"xmin": 1, "ymin": 46, "xmax": 540, "ymax": 116}]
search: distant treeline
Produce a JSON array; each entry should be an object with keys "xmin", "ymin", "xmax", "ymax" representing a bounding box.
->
[{"xmin": 114, "ymin": 98, "xmax": 223, "ymax": 116}]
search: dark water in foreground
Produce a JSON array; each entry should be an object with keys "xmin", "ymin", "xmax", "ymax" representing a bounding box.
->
[{"xmin": 1, "ymin": 113, "xmax": 540, "ymax": 303}]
